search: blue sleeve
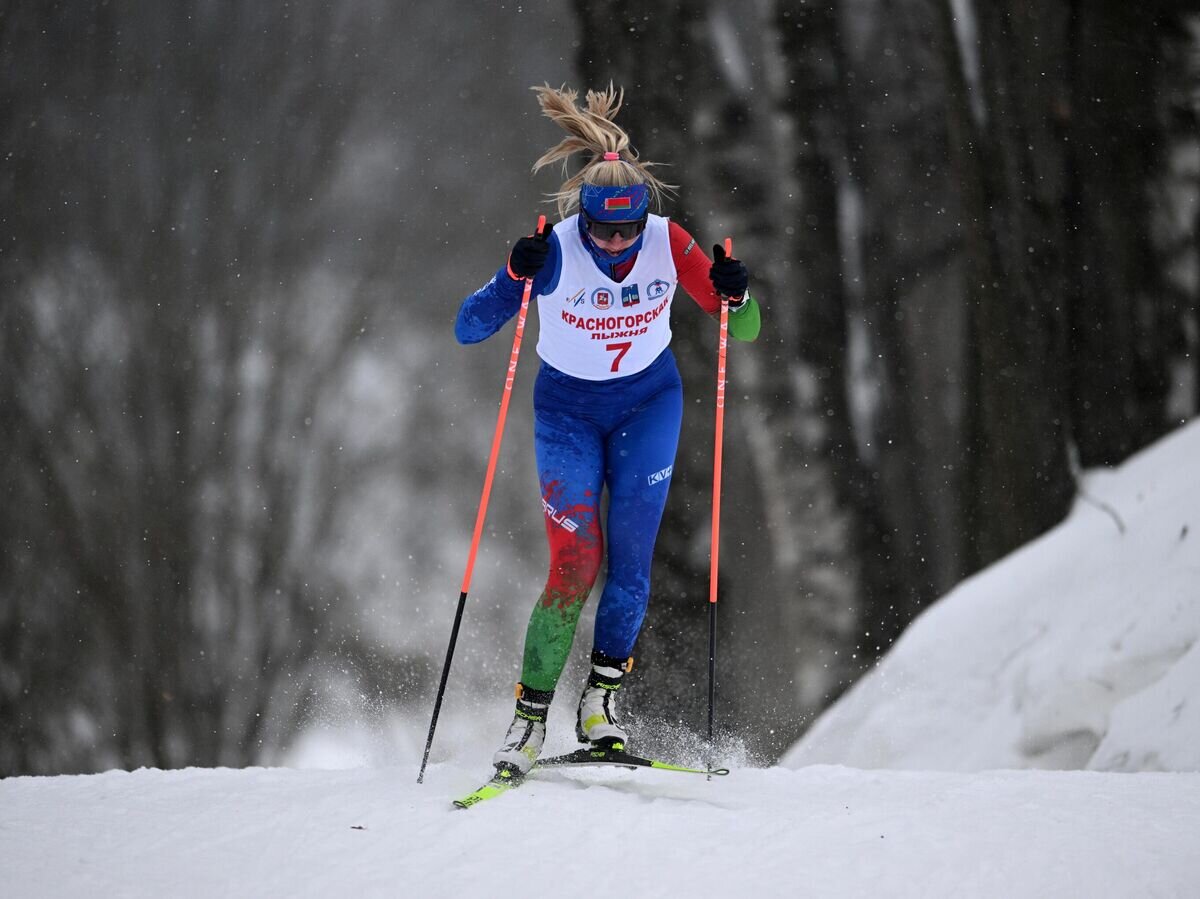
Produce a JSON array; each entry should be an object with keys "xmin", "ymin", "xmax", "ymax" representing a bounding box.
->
[
  {"xmin": 454, "ymin": 267, "xmax": 523, "ymax": 344},
  {"xmin": 454, "ymin": 233, "xmax": 562, "ymax": 345}
]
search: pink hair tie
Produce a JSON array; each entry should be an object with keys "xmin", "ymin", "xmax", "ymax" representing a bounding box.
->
[{"xmin": 603, "ymin": 151, "xmax": 620, "ymax": 161}]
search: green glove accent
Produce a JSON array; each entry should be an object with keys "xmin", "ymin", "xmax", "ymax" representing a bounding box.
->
[{"xmin": 728, "ymin": 293, "xmax": 761, "ymax": 342}]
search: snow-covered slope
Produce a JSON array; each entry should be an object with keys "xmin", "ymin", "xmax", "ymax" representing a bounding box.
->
[
  {"xmin": 784, "ymin": 420, "xmax": 1200, "ymax": 772},
  {"xmin": 3, "ymin": 763, "xmax": 1199, "ymax": 897}
]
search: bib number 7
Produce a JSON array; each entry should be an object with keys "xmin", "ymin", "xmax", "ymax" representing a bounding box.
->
[{"xmin": 605, "ymin": 341, "xmax": 632, "ymax": 373}]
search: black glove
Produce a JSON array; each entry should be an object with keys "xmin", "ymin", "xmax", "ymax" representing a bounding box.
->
[
  {"xmin": 709, "ymin": 244, "xmax": 749, "ymax": 298},
  {"xmin": 508, "ymin": 221, "xmax": 553, "ymax": 279}
]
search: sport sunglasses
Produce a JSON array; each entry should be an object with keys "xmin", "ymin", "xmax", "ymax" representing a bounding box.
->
[{"xmin": 585, "ymin": 215, "xmax": 647, "ymax": 241}]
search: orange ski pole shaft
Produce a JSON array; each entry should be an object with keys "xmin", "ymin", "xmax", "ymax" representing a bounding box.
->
[
  {"xmin": 418, "ymin": 214, "xmax": 545, "ymax": 784},
  {"xmin": 458, "ymin": 217, "xmax": 545, "ymax": 597},
  {"xmin": 709, "ymin": 237, "xmax": 732, "ymax": 607},
  {"xmin": 707, "ymin": 237, "xmax": 732, "ymax": 760}
]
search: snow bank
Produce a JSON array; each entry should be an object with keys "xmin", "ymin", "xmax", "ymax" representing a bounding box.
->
[{"xmin": 784, "ymin": 420, "xmax": 1200, "ymax": 772}]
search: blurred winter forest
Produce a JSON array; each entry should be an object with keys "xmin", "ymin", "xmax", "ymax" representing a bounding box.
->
[{"xmin": 3, "ymin": 1, "xmax": 1198, "ymax": 777}]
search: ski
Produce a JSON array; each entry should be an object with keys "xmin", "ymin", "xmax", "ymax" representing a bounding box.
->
[
  {"xmin": 452, "ymin": 748, "xmax": 729, "ymax": 809},
  {"xmin": 452, "ymin": 765, "xmax": 524, "ymax": 809},
  {"xmin": 536, "ymin": 746, "xmax": 730, "ymax": 777}
]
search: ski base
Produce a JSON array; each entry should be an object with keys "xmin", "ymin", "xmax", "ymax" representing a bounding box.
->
[{"xmin": 452, "ymin": 747, "xmax": 729, "ymax": 809}]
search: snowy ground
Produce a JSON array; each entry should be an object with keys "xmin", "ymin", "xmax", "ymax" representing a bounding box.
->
[
  {"xmin": 7, "ymin": 419, "xmax": 1199, "ymax": 896},
  {"xmin": 4, "ymin": 762, "xmax": 1200, "ymax": 898}
]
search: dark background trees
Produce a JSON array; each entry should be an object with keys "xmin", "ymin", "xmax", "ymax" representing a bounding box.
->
[
  {"xmin": 2, "ymin": 1, "xmax": 1197, "ymax": 775},
  {"xmin": 0, "ymin": 1, "xmax": 577, "ymax": 774}
]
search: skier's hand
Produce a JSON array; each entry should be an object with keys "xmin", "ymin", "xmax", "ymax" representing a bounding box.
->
[
  {"xmin": 508, "ymin": 221, "xmax": 553, "ymax": 280},
  {"xmin": 709, "ymin": 244, "xmax": 749, "ymax": 299}
]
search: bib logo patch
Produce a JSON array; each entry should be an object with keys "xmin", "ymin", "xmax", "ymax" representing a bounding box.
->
[
  {"xmin": 567, "ymin": 288, "xmax": 586, "ymax": 307},
  {"xmin": 647, "ymin": 279, "xmax": 669, "ymax": 300},
  {"xmin": 591, "ymin": 288, "xmax": 614, "ymax": 310},
  {"xmin": 621, "ymin": 284, "xmax": 641, "ymax": 307}
]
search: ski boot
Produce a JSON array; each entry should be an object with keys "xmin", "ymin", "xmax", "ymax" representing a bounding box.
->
[
  {"xmin": 492, "ymin": 684, "xmax": 553, "ymax": 775},
  {"xmin": 576, "ymin": 650, "xmax": 633, "ymax": 750}
]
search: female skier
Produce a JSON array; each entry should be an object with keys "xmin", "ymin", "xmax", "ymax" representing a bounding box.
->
[{"xmin": 454, "ymin": 85, "xmax": 761, "ymax": 776}]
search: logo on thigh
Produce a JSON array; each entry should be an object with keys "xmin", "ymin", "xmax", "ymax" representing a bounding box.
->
[
  {"xmin": 646, "ymin": 465, "xmax": 673, "ymax": 486},
  {"xmin": 542, "ymin": 496, "xmax": 580, "ymax": 532}
]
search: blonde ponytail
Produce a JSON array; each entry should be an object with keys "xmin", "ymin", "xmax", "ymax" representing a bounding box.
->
[{"xmin": 530, "ymin": 83, "xmax": 675, "ymax": 219}]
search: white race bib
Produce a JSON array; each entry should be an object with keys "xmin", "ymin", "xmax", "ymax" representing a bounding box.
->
[{"xmin": 535, "ymin": 214, "xmax": 678, "ymax": 380}]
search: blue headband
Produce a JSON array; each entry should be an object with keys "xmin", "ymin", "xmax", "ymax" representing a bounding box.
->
[{"xmin": 579, "ymin": 183, "xmax": 650, "ymax": 222}]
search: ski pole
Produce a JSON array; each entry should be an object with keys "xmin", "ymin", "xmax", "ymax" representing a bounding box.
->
[
  {"xmin": 417, "ymin": 214, "xmax": 546, "ymax": 784},
  {"xmin": 707, "ymin": 237, "xmax": 732, "ymax": 775}
]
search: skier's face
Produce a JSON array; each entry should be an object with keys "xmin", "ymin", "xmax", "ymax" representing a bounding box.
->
[
  {"xmin": 584, "ymin": 214, "xmax": 646, "ymax": 255},
  {"xmin": 591, "ymin": 230, "xmax": 639, "ymax": 255}
]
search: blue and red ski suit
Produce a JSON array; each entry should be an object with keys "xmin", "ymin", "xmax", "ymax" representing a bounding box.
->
[{"xmin": 455, "ymin": 217, "xmax": 760, "ymax": 692}]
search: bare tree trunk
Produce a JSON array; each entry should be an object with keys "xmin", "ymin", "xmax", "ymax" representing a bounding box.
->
[
  {"xmin": 959, "ymin": 2, "xmax": 1075, "ymax": 566},
  {"xmin": 1065, "ymin": 3, "xmax": 1187, "ymax": 466},
  {"xmin": 764, "ymin": 0, "xmax": 876, "ymax": 743},
  {"xmin": 572, "ymin": 0, "xmax": 717, "ymax": 737},
  {"xmin": 574, "ymin": 1, "xmax": 871, "ymax": 758},
  {"xmin": 835, "ymin": 0, "xmax": 976, "ymax": 626}
]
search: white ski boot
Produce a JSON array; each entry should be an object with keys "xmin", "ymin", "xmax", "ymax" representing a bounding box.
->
[
  {"xmin": 492, "ymin": 684, "xmax": 553, "ymax": 775},
  {"xmin": 576, "ymin": 650, "xmax": 633, "ymax": 749}
]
